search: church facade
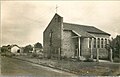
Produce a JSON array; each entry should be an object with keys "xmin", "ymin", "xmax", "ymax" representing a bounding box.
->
[{"xmin": 43, "ymin": 13, "xmax": 110, "ymax": 59}]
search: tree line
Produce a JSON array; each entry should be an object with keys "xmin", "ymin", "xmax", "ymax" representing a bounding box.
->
[{"xmin": 0, "ymin": 42, "xmax": 43, "ymax": 53}]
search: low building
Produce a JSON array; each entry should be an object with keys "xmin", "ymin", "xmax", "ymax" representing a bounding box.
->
[{"xmin": 11, "ymin": 45, "xmax": 21, "ymax": 55}]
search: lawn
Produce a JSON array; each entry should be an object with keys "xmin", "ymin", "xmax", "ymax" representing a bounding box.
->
[{"xmin": 49, "ymin": 60, "xmax": 120, "ymax": 76}]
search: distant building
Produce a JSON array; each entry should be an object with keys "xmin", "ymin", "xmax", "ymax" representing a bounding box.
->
[
  {"xmin": 11, "ymin": 45, "xmax": 21, "ymax": 55},
  {"xmin": 43, "ymin": 13, "xmax": 110, "ymax": 59}
]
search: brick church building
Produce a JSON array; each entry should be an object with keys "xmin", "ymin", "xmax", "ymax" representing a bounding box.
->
[{"xmin": 43, "ymin": 13, "xmax": 110, "ymax": 60}]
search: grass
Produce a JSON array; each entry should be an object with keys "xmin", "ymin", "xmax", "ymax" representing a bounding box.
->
[
  {"xmin": 52, "ymin": 61, "xmax": 111, "ymax": 76},
  {"xmin": 14, "ymin": 55, "xmax": 120, "ymax": 76}
]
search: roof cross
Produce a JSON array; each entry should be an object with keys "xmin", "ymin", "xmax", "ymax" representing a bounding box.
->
[{"xmin": 56, "ymin": 5, "xmax": 58, "ymax": 13}]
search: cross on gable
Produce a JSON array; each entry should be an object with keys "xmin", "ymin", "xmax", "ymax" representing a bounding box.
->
[{"xmin": 56, "ymin": 5, "xmax": 58, "ymax": 13}]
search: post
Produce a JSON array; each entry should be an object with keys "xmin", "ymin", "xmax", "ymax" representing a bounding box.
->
[
  {"xmin": 91, "ymin": 38, "xmax": 93, "ymax": 59},
  {"xmin": 78, "ymin": 37, "xmax": 81, "ymax": 58},
  {"xmin": 76, "ymin": 48, "xmax": 79, "ymax": 59},
  {"xmin": 96, "ymin": 49, "xmax": 99, "ymax": 62},
  {"xmin": 110, "ymin": 49, "xmax": 113, "ymax": 62}
]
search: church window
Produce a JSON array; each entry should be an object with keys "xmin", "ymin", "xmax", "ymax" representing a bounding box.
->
[
  {"xmin": 58, "ymin": 17, "xmax": 61, "ymax": 22},
  {"xmin": 49, "ymin": 30, "xmax": 53, "ymax": 46},
  {"xmin": 97, "ymin": 38, "xmax": 100, "ymax": 48},
  {"xmin": 101, "ymin": 38, "xmax": 104, "ymax": 48},
  {"xmin": 89, "ymin": 38, "xmax": 92, "ymax": 48},
  {"xmin": 105, "ymin": 39, "xmax": 107, "ymax": 46},
  {"xmin": 94, "ymin": 38, "xmax": 96, "ymax": 48}
]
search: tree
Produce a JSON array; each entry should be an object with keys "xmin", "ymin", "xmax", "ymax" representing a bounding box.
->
[
  {"xmin": 113, "ymin": 35, "xmax": 120, "ymax": 58},
  {"xmin": 34, "ymin": 42, "xmax": 42, "ymax": 48},
  {"xmin": 1, "ymin": 45, "xmax": 11, "ymax": 53},
  {"xmin": 23, "ymin": 45, "xmax": 33, "ymax": 53},
  {"xmin": 106, "ymin": 35, "xmax": 120, "ymax": 58},
  {"xmin": 1, "ymin": 46, "xmax": 8, "ymax": 53}
]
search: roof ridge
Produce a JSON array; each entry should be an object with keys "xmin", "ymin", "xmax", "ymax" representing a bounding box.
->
[
  {"xmin": 63, "ymin": 22, "xmax": 110, "ymax": 36},
  {"xmin": 63, "ymin": 22, "xmax": 94, "ymax": 27},
  {"xmin": 55, "ymin": 13, "xmax": 63, "ymax": 18}
]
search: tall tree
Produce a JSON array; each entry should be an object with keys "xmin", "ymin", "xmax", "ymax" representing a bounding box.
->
[
  {"xmin": 106, "ymin": 35, "xmax": 120, "ymax": 58},
  {"xmin": 113, "ymin": 35, "xmax": 120, "ymax": 58},
  {"xmin": 34, "ymin": 42, "xmax": 42, "ymax": 48},
  {"xmin": 23, "ymin": 45, "xmax": 33, "ymax": 53}
]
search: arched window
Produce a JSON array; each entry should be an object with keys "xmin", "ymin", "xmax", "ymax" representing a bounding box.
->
[
  {"xmin": 101, "ymin": 38, "xmax": 104, "ymax": 48},
  {"xmin": 94, "ymin": 38, "xmax": 96, "ymax": 48},
  {"xmin": 58, "ymin": 17, "xmax": 61, "ymax": 22},
  {"xmin": 105, "ymin": 39, "xmax": 107, "ymax": 46},
  {"xmin": 97, "ymin": 38, "xmax": 100, "ymax": 48},
  {"xmin": 49, "ymin": 30, "xmax": 53, "ymax": 46}
]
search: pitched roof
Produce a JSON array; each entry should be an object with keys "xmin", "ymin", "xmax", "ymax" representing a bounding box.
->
[
  {"xmin": 11, "ymin": 44, "xmax": 21, "ymax": 48},
  {"xmin": 44, "ymin": 13, "xmax": 62, "ymax": 33},
  {"xmin": 63, "ymin": 22, "xmax": 110, "ymax": 37}
]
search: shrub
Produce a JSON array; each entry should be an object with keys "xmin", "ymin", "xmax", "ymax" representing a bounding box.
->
[
  {"xmin": 84, "ymin": 58, "xmax": 94, "ymax": 62},
  {"xmin": 113, "ymin": 57, "xmax": 120, "ymax": 63},
  {"xmin": 47, "ymin": 55, "xmax": 51, "ymax": 59},
  {"xmin": 31, "ymin": 53, "xmax": 38, "ymax": 58},
  {"xmin": 62, "ymin": 56, "xmax": 67, "ymax": 59},
  {"xmin": 1, "ymin": 53, "xmax": 6, "ymax": 56}
]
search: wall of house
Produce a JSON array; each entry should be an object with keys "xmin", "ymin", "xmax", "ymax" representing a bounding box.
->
[
  {"xmin": 92, "ymin": 48, "xmax": 109, "ymax": 59},
  {"xmin": 88, "ymin": 33, "xmax": 110, "ymax": 59},
  {"xmin": 61, "ymin": 32, "xmax": 110, "ymax": 59},
  {"xmin": 61, "ymin": 30, "xmax": 76, "ymax": 58},
  {"xmin": 43, "ymin": 14, "xmax": 63, "ymax": 58},
  {"xmin": 11, "ymin": 46, "xmax": 19, "ymax": 53},
  {"xmin": 81, "ymin": 38, "xmax": 91, "ymax": 58},
  {"xmin": 81, "ymin": 36, "xmax": 110, "ymax": 59},
  {"xmin": 92, "ymin": 34, "xmax": 110, "ymax": 59}
]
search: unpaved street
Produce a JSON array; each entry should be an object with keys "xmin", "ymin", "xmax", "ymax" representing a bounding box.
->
[{"xmin": 1, "ymin": 56, "xmax": 77, "ymax": 77}]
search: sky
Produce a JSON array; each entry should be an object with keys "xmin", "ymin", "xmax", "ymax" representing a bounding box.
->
[{"xmin": 1, "ymin": 1, "xmax": 120, "ymax": 47}]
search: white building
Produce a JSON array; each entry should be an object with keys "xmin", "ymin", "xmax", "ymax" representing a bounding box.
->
[{"xmin": 11, "ymin": 45, "xmax": 21, "ymax": 55}]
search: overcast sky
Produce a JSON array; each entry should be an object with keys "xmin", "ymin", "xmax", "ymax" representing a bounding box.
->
[{"xmin": 1, "ymin": 1, "xmax": 120, "ymax": 47}]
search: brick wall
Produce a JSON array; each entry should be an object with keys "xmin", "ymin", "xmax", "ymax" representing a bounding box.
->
[
  {"xmin": 43, "ymin": 14, "xmax": 63, "ymax": 58},
  {"xmin": 61, "ymin": 30, "xmax": 76, "ymax": 58},
  {"xmin": 92, "ymin": 48, "xmax": 108, "ymax": 59},
  {"xmin": 81, "ymin": 38, "xmax": 90, "ymax": 57},
  {"xmin": 80, "ymin": 37, "xmax": 109, "ymax": 59},
  {"xmin": 43, "ymin": 14, "xmax": 110, "ymax": 59}
]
